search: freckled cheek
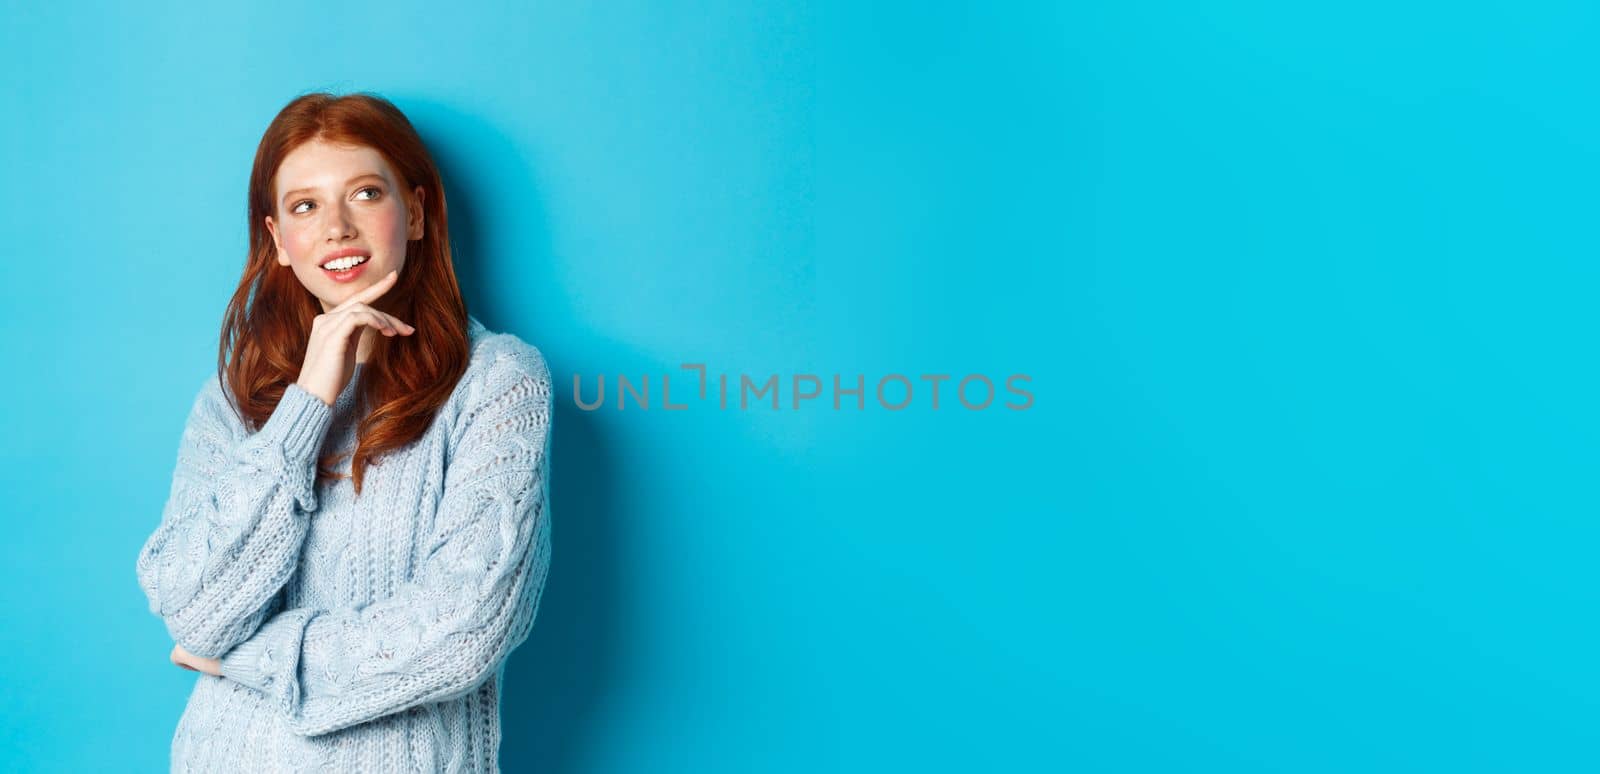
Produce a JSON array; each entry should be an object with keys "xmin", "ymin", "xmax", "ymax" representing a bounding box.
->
[
  {"xmin": 372, "ymin": 208, "xmax": 403, "ymax": 241},
  {"xmin": 287, "ymin": 230, "xmax": 315, "ymax": 265}
]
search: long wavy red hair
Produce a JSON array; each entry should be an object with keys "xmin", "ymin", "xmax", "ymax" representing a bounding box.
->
[{"xmin": 218, "ymin": 91, "xmax": 471, "ymax": 496}]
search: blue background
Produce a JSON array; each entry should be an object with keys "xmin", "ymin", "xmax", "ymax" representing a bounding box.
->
[{"xmin": 1, "ymin": 1, "xmax": 1593, "ymax": 771}]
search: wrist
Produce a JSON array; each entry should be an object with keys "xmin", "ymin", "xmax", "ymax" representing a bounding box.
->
[{"xmin": 295, "ymin": 379, "xmax": 335, "ymax": 407}]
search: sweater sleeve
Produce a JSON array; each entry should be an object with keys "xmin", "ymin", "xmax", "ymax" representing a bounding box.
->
[
  {"xmin": 135, "ymin": 376, "xmax": 334, "ymax": 659},
  {"xmin": 217, "ymin": 345, "xmax": 553, "ymax": 738}
]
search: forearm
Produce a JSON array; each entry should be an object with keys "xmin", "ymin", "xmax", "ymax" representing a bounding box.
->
[{"xmin": 137, "ymin": 382, "xmax": 333, "ymax": 657}]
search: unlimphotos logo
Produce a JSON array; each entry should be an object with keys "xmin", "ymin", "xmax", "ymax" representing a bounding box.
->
[{"xmin": 573, "ymin": 364, "xmax": 1034, "ymax": 411}]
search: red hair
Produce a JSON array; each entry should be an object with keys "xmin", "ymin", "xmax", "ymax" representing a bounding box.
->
[{"xmin": 218, "ymin": 91, "xmax": 470, "ymax": 495}]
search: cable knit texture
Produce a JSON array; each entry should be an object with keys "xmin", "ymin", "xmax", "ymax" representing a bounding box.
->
[{"xmin": 136, "ymin": 316, "xmax": 552, "ymax": 773}]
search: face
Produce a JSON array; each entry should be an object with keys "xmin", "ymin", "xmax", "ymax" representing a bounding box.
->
[{"xmin": 265, "ymin": 139, "xmax": 425, "ymax": 312}]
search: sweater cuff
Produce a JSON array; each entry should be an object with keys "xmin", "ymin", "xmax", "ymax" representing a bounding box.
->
[
  {"xmin": 219, "ymin": 634, "xmax": 274, "ymax": 694},
  {"xmin": 219, "ymin": 610, "xmax": 308, "ymax": 698},
  {"xmin": 260, "ymin": 383, "xmax": 335, "ymax": 464}
]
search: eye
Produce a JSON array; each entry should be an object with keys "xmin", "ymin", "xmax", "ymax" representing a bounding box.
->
[{"xmin": 289, "ymin": 186, "xmax": 381, "ymax": 215}]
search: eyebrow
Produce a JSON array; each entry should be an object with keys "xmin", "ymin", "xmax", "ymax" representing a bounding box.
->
[{"xmin": 281, "ymin": 173, "xmax": 387, "ymax": 203}]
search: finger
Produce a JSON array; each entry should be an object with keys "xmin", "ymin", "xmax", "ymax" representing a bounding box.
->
[
  {"xmin": 329, "ymin": 269, "xmax": 397, "ymax": 313},
  {"xmin": 328, "ymin": 269, "xmax": 399, "ymax": 314},
  {"xmin": 377, "ymin": 310, "xmax": 416, "ymax": 334},
  {"xmin": 338, "ymin": 309, "xmax": 411, "ymax": 338},
  {"xmin": 337, "ymin": 310, "xmax": 386, "ymax": 335},
  {"xmin": 337, "ymin": 303, "xmax": 415, "ymax": 334}
]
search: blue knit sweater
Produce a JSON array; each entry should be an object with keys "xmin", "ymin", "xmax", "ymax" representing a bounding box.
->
[{"xmin": 136, "ymin": 316, "xmax": 552, "ymax": 772}]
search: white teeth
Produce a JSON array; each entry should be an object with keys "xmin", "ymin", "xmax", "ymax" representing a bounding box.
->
[{"xmin": 323, "ymin": 255, "xmax": 369, "ymax": 271}]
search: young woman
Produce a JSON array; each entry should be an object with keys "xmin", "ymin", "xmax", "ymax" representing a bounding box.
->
[{"xmin": 134, "ymin": 92, "xmax": 553, "ymax": 772}]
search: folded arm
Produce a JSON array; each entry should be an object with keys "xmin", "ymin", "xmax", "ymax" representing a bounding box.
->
[
  {"xmin": 135, "ymin": 377, "xmax": 333, "ymax": 658},
  {"xmin": 218, "ymin": 346, "xmax": 554, "ymax": 737}
]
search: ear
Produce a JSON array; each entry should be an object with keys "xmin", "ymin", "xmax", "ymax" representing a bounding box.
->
[
  {"xmin": 266, "ymin": 215, "xmax": 290, "ymax": 266},
  {"xmin": 408, "ymin": 185, "xmax": 426, "ymax": 241}
]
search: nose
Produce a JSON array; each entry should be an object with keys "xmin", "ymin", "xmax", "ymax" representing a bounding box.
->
[{"xmin": 324, "ymin": 200, "xmax": 357, "ymax": 241}]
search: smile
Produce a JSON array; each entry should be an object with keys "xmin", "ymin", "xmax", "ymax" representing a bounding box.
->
[
  {"xmin": 320, "ymin": 254, "xmax": 370, "ymax": 271},
  {"xmin": 321, "ymin": 257, "xmax": 371, "ymax": 283}
]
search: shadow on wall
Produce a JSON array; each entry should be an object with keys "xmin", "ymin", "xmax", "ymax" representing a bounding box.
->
[{"xmin": 407, "ymin": 97, "xmax": 618, "ymax": 773}]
